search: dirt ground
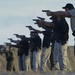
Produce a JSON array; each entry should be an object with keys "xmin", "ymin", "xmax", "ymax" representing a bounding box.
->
[
  {"xmin": 67, "ymin": 46, "xmax": 75, "ymax": 71},
  {"xmin": 0, "ymin": 46, "xmax": 75, "ymax": 75}
]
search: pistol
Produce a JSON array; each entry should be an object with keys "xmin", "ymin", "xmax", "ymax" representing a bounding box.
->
[
  {"xmin": 33, "ymin": 19, "xmax": 39, "ymax": 21},
  {"xmin": 13, "ymin": 34, "xmax": 21, "ymax": 38},
  {"xmin": 42, "ymin": 10, "xmax": 50, "ymax": 12},
  {"xmin": 7, "ymin": 38, "xmax": 12, "ymax": 40},
  {"xmin": 33, "ymin": 19, "xmax": 40, "ymax": 24},
  {"xmin": 26, "ymin": 26, "xmax": 34, "ymax": 30},
  {"xmin": 13, "ymin": 34, "xmax": 19, "ymax": 36},
  {"xmin": 4, "ymin": 42, "xmax": 11, "ymax": 46},
  {"xmin": 37, "ymin": 16, "xmax": 45, "ymax": 20},
  {"xmin": 26, "ymin": 26, "xmax": 32, "ymax": 28}
]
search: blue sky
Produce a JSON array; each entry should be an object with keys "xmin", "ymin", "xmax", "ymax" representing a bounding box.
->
[{"xmin": 0, "ymin": 0, "xmax": 75, "ymax": 45}]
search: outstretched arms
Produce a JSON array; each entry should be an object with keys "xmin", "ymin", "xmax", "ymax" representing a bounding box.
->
[{"xmin": 42, "ymin": 10, "xmax": 71, "ymax": 17}]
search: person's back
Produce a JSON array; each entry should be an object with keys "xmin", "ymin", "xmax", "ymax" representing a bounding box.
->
[
  {"xmin": 5, "ymin": 46, "xmax": 19, "ymax": 71},
  {"xmin": 5, "ymin": 50, "xmax": 13, "ymax": 62},
  {"xmin": 41, "ymin": 29, "xmax": 53, "ymax": 71},
  {"xmin": 30, "ymin": 31, "xmax": 41, "ymax": 52},
  {"xmin": 5, "ymin": 46, "xmax": 13, "ymax": 71},
  {"xmin": 30, "ymin": 31, "xmax": 42, "ymax": 71},
  {"xmin": 10, "ymin": 47, "xmax": 19, "ymax": 71},
  {"xmin": 42, "ymin": 30, "xmax": 52, "ymax": 48},
  {"xmin": 62, "ymin": 3, "xmax": 75, "ymax": 36},
  {"xmin": 18, "ymin": 36, "xmax": 30, "ymax": 71},
  {"xmin": 19, "ymin": 38, "xmax": 30, "ymax": 56},
  {"xmin": 53, "ymin": 17, "xmax": 72, "ymax": 71},
  {"xmin": 54, "ymin": 18, "xmax": 69, "ymax": 45}
]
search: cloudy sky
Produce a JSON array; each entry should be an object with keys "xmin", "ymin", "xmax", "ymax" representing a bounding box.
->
[{"xmin": 0, "ymin": 0, "xmax": 75, "ymax": 45}]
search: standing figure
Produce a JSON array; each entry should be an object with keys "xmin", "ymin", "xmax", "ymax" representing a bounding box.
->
[
  {"xmin": 26, "ymin": 25, "xmax": 52, "ymax": 71},
  {"xmin": 29, "ymin": 31, "xmax": 42, "ymax": 71},
  {"xmin": 5, "ymin": 45, "xmax": 18, "ymax": 71}
]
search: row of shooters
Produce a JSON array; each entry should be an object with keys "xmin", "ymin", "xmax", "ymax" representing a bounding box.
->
[{"xmin": 4, "ymin": 10, "xmax": 72, "ymax": 71}]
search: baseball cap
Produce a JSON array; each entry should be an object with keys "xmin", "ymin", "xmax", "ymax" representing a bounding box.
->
[{"xmin": 62, "ymin": 3, "xmax": 74, "ymax": 9}]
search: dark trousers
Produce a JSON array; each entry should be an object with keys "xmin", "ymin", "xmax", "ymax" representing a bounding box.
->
[{"xmin": 50, "ymin": 43, "xmax": 55, "ymax": 70}]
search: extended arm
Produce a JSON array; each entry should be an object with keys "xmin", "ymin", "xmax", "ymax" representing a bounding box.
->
[
  {"xmin": 42, "ymin": 10, "xmax": 71, "ymax": 17},
  {"xmin": 35, "ymin": 20, "xmax": 55, "ymax": 28},
  {"xmin": 26, "ymin": 26, "xmax": 42, "ymax": 33}
]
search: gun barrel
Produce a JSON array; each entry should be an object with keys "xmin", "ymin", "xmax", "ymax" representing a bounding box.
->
[
  {"xmin": 33, "ymin": 19, "xmax": 39, "ymax": 21},
  {"xmin": 13, "ymin": 34, "xmax": 18, "ymax": 36},
  {"xmin": 26, "ymin": 26, "xmax": 31, "ymax": 27},
  {"xmin": 8, "ymin": 38, "xmax": 12, "ymax": 40},
  {"xmin": 37, "ymin": 16, "xmax": 45, "ymax": 20},
  {"xmin": 42, "ymin": 10, "xmax": 49, "ymax": 12},
  {"xmin": 4, "ymin": 42, "xmax": 11, "ymax": 45}
]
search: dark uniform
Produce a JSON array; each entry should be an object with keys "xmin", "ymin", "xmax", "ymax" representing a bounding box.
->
[
  {"xmin": 29, "ymin": 31, "xmax": 41, "ymax": 71},
  {"xmin": 5, "ymin": 46, "xmax": 19, "ymax": 71},
  {"xmin": 52, "ymin": 17, "xmax": 72, "ymax": 71},
  {"xmin": 5, "ymin": 49, "xmax": 13, "ymax": 71},
  {"xmin": 17, "ymin": 36, "xmax": 30, "ymax": 71},
  {"xmin": 41, "ymin": 30, "xmax": 53, "ymax": 71}
]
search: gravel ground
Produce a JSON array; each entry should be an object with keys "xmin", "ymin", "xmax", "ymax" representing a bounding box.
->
[
  {"xmin": 0, "ymin": 71, "xmax": 75, "ymax": 75},
  {"xmin": 0, "ymin": 46, "xmax": 75, "ymax": 75}
]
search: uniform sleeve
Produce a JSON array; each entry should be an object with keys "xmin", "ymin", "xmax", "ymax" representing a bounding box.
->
[
  {"xmin": 42, "ymin": 31, "xmax": 44, "ymax": 35},
  {"xmin": 68, "ymin": 9, "xmax": 75, "ymax": 16}
]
